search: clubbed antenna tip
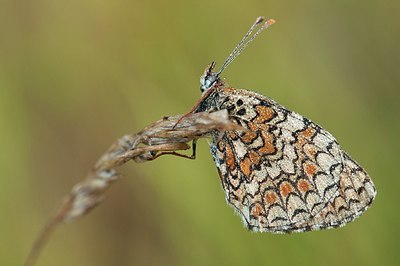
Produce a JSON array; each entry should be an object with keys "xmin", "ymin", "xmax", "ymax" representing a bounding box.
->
[
  {"xmin": 266, "ymin": 18, "xmax": 276, "ymax": 26},
  {"xmin": 256, "ymin": 16, "xmax": 265, "ymax": 24}
]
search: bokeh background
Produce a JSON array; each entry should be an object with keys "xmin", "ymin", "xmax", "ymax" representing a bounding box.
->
[{"xmin": 1, "ymin": 0, "xmax": 399, "ymax": 265}]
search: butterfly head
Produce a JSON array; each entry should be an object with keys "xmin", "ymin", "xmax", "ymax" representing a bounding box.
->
[{"xmin": 200, "ymin": 62, "xmax": 224, "ymax": 93}]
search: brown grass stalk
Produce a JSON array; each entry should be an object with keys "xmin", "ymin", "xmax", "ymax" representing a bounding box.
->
[{"xmin": 24, "ymin": 110, "xmax": 241, "ymax": 266}]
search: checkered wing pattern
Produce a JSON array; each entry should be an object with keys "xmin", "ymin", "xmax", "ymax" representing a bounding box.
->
[{"xmin": 200, "ymin": 87, "xmax": 376, "ymax": 233}]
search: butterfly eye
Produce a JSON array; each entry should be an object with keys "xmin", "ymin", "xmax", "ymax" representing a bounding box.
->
[
  {"xmin": 199, "ymin": 75, "xmax": 207, "ymax": 92},
  {"xmin": 200, "ymin": 73, "xmax": 217, "ymax": 92}
]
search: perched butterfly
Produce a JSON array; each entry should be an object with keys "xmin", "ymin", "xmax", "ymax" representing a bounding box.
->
[{"xmin": 188, "ymin": 17, "xmax": 376, "ymax": 233}]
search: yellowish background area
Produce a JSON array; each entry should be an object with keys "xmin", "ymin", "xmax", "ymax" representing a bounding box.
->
[{"xmin": 1, "ymin": 0, "xmax": 398, "ymax": 265}]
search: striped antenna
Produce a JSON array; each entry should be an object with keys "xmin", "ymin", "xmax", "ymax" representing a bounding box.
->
[{"xmin": 216, "ymin": 17, "xmax": 276, "ymax": 76}]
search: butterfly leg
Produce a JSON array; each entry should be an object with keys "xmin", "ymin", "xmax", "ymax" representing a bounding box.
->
[
  {"xmin": 172, "ymin": 87, "xmax": 217, "ymax": 129},
  {"xmin": 149, "ymin": 140, "xmax": 197, "ymax": 160}
]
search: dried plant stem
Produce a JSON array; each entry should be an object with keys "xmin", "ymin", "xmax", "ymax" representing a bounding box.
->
[{"xmin": 25, "ymin": 110, "xmax": 240, "ymax": 266}]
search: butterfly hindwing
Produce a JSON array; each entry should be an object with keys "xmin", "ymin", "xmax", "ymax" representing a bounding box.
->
[{"xmin": 200, "ymin": 87, "xmax": 376, "ymax": 232}]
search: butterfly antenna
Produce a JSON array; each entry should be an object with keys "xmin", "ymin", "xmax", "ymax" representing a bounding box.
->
[{"xmin": 216, "ymin": 17, "xmax": 276, "ymax": 76}]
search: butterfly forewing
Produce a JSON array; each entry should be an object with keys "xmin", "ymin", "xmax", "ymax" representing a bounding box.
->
[{"xmin": 198, "ymin": 87, "xmax": 376, "ymax": 233}]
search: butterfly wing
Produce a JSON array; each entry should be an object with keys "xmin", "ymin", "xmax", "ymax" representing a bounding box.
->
[
  {"xmin": 291, "ymin": 151, "xmax": 376, "ymax": 231},
  {"xmin": 205, "ymin": 87, "xmax": 376, "ymax": 232}
]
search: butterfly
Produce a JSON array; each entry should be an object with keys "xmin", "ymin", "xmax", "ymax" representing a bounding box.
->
[{"xmin": 188, "ymin": 17, "xmax": 376, "ymax": 233}]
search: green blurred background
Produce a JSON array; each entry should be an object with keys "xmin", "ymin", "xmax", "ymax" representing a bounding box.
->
[{"xmin": 1, "ymin": 0, "xmax": 399, "ymax": 265}]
